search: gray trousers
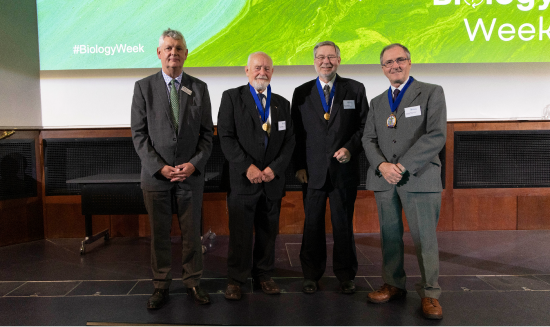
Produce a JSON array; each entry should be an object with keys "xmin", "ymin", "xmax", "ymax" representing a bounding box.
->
[
  {"xmin": 143, "ymin": 184, "xmax": 203, "ymax": 289},
  {"xmin": 374, "ymin": 186, "xmax": 441, "ymax": 299}
]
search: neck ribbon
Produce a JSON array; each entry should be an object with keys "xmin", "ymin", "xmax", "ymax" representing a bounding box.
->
[
  {"xmin": 316, "ymin": 77, "xmax": 337, "ymax": 114},
  {"xmin": 387, "ymin": 76, "xmax": 414, "ymax": 113},
  {"xmin": 249, "ymin": 83, "xmax": 271, "ymax": 123}
]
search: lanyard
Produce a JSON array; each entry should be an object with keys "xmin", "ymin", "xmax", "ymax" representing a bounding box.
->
[
  {"xmin": 316, "ymin": 77, "xmax": 336, "ymax": 114},
  {"xmin": 249, "ymin": 83, "xmax": 271, "ymax": 123},
  {"xmin": 387, "ymin": 76, "xmax": 414, "ymax": 113}
]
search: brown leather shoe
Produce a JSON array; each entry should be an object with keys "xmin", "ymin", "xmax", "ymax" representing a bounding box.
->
[
  {"xmin": 224, "ymin": 283, "xmax": 242, "ymax": 300},
  {"xmin": 256, "ymin": 278, "xmax": 280, "ymax": 295},
  {"xmin": 421, "ymin": 297, "xmax": 443, "ymax": 320},
  {"xmin": 367, "ymin": 283, "xmax": 407, "ymax": 303},
  {"xmin": 187, "ymin": 286, "xmax": 210, "ymax": 305}
]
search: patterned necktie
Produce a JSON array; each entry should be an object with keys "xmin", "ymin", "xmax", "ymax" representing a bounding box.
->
[
  {"xmin": 393, "ymin": 88, "xmax": 400, "ymax": 101},
  {"xmin": 258, "ymin": 93, "xmax": 266, "ymax": 110},
  {"xmin": 170, "ymin": 79, "xmax": 179, "ymax": 132},
  {"xmin": 323, "ymin": 84, "xmax": 331, "ymax": 105}
]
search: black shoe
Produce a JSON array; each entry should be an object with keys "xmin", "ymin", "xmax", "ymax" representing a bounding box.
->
[
  {"xmin": 147, "ymin": 288, "xmax": 169, "ymax": 309},
  {"xmin": 340, "ymin": 280, "xmax": 356, "ymax": 294},
  {"xmin": 187, "ymin": 286, "xmax": 210, "ymax": 305},
  {"xmin": 302, "ymin": 279, "xmax": 318, "ymax": 294},
  {"xmin": 225, "ymin": 283, "xmax": 242, "ymax": 300}
]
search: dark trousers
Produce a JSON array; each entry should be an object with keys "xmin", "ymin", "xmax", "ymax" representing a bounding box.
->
[
  {"xmin": 227, "ymin": 190, "xmax": 281, "ymax": 284},
  {"xmin": 300, "ymin": 178, "xmax": 358, "ymax": 282},
  {"xmin": 143, "ymin": 184, "xmax": 203, "ymax": 289}
]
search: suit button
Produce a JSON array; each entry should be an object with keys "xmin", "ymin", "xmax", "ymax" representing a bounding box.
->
[
  {"xmin": 393, "ymin": 140, "xmax": 396, "ymax": 143},
  {"xmin": 393, "ymin": 154, "xmax": 396, "ymax": 158},
  {"xmin": 173, "ymin": 138, "xmax": 176, "ymax": 141}
]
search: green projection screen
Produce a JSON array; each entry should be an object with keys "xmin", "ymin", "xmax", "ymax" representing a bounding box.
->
[{"xmin": 37, "ymin": 0, "xmax": 550, "ymax": 70}]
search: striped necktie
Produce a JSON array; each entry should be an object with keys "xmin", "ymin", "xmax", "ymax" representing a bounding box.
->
[
  {"xmin": 170, "ymin": 79, "xmax": 179, "ymax": 132},
  {"xmin": 323, "ymin": 85, "xmax": 330, "ymax": 105}
]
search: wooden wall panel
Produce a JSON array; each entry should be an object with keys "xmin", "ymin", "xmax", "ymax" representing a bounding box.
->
[
  {"xmin": 279, "ymin": 191, "xmax": 305, "ymax": 234},
  {"xmin": 453, "ymin": 195, "xmax": 517, "ymax": 231},
  {"xmin": 202, "ymin": 193, "xmax": 229, "ymax": 236},
  {"xmin": 43, "ymin": 196, "xmax": 84, "ymax": 238},
  {"xmin": 354, "ymin": 190, "xmax": 379, "ymax": 233},
  {"xmin": 6, "ymin": 122, "xmax": 550, "ymax": 246},
  {"xmin": 92, "ymin": 215, "xmax": 110, "ymax": 236},
  {"xmin": 40, "ymin": 129, "xmax": 132, "ymax": 139},
  {"xmin": 517, "ymin": 196, "xmax": 550, "ymax": 230},
  {"xmin": 0, "ymin": 198, "xmax": 43, "ymax": 246},
  {"xmin": 110, "ymin": 215, "xmax": 140, "ymax": 237},
  {"xmin": 0, "ymin": 130, "xmax": 44, "ymax": 246}
]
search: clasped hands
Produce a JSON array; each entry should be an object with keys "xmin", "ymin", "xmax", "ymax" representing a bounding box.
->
[
  {"xmin": 295, "ymin": 148, "xmax": 351, "ymax": 184},
  {"xmin": 160, "ymin": 163, "xmax": 195, "ymax": 182},
  {"xmin": 378, "ymin": 162, "xmax": 406, "ymax": 185},
  {"xmin": 247, "ymin": 164, "xmax": 275, "ymax": 184}
]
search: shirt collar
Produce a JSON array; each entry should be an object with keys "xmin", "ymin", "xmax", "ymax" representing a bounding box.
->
[
  {"xmin": 161, "ymin": 70, "xmax": 183, "ymax": 87},
  {"xmin": 319, "ymin": 74, "xmax": 336, "ymax": 89},
  {"xmin": 253, "ymin": 85, "xmax": 270, "ymax": 96}
]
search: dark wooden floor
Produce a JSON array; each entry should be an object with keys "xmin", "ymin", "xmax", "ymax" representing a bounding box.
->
[{"xmin": 1, "ymin": 231, "xmax": 550, "ymax": 325}]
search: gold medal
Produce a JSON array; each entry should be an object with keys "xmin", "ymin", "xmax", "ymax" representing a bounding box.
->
[
  {"xmin": 387, "ymin": 114, "xmax": 396, "ymax": 128},
  {"xmin": 324, "ymin": 113, "xmax": 330, "ymax": 120},
  {"xmin": 262, "ymin": 123, "xmax": 268, "ymax": 131}
]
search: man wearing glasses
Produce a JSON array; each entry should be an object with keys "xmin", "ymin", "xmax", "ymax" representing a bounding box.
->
[
  {"xmin": 362, "ymin": 43, "xmax": 447, "ymax": 319},
  {"xmin": 291, "ymin": 41, "xmax": 369, "ymax": 295}
]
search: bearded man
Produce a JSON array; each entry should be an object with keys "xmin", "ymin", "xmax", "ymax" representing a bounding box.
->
[{"xmin": 217, "ymin": 51, "xmax": 295, "ymax": 300}]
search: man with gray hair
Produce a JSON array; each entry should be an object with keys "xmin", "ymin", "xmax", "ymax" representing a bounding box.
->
[
  {"xmin": 131, "ymin": 28, "xmax": 213, "ymax": 309},
  {"xmin": 218, "ymin": 51, "xmax": 295, "ymax": 300},
  {"xmin": 362, "ymin": 43, "xmax": 446, "ymax": 319},
  {"xmin": 291, "ymin": 41, "xmax": 369, "ymax": 294}
]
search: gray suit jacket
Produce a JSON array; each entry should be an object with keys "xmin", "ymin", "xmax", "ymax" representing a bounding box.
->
[
  {"xmin": 362, "ymin": 79, "xmax": 447, "ymax": 192},
  {"xmin": 131, "ymin": 70, "xmax": 214, "ymax": 191}
]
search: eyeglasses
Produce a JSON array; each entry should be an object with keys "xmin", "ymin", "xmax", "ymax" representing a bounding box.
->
[
  {"xmin": 382, "ymin": 57, "xmax": 409, "ymax": 68},
  {"xmin": 315, "ymin": 55, "xmax": 338, "ymax": 61}
]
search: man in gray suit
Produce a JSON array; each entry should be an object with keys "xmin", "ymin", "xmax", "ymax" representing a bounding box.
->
[
  {"xmin": 362, "ymin": 43, "xmax": 446, "ymax": 319},
  {"xmin": 131, "ymin": 28, "xmax": 213, "ymax": 309}
]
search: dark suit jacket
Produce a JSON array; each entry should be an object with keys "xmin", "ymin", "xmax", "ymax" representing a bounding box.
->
[
  {"xmin": 362, "ymin": 79, "xmax": 447, "ymax": 192},
  {"xmin": 291, "ymin": 74, "xmax": 369, "ymax": 190},
  {"xmin": 217, "ymin": 85, "xmax": 295, "ymax": 200},
  {"xmin": 131, "ymin": 70, "xmax": 214, "ymax": 191}
]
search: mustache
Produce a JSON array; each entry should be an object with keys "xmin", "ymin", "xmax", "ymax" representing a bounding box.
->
[{"xmin": 255, "ymin": 75, "xmax": 268, "ymax": 80}]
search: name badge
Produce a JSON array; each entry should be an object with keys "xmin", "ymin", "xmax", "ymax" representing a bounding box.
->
[
  {"xmin": 405, "ymin": 105, "xmax": 421, "ymax": 118},
  {"xmin": 278, "ymin": 121, "xmax": 286, "ymax": 131},
  {"xmin": 343, "ymin": 100, "xmax": 355, "ymax": 109},
  {"xmin": 181, "ymin": 86, "xmax": 192, "ymax": 95}
]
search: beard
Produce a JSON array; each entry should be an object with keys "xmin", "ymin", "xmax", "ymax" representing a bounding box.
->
[
  {"xmin": 251, "ymin": 75, "xmax": 269, "ymax": 92},
  {"xmin": 315, "ymin": 65, "xmax": 337, "ymax": 81}
]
